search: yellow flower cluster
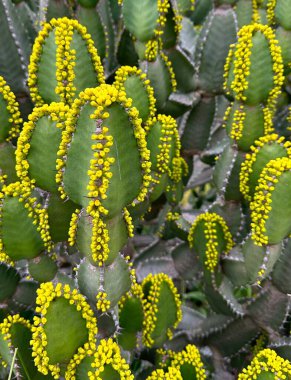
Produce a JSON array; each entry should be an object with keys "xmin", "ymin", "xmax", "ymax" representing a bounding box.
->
[
  {"xmin": 238, "ymin": 348, "xmax": 291, "ymax": 379},
  {"xmin": 0, "ymin": 182, "xmax": 53, "ymax": 265},
  {"xmin": 146, "ymin": 367, "xmax": 183, "ymax": 379},
  {"xmin": 252, "ymin": 0, "xmax": 260, "ymax": 23},
  {"xmin": 118, "ymin": 281, "xmax": 144, "ymax": 313},
  {"xmin": 145, "ymin": 39, "xmax": 161, "ymax": 62},
  {"xmin": 123, "ymin": 207, "xmax": 134, "ymax": 238},
  {"xmin": 96, "ymin": 291, "xmax": 111, "ymax": 312},
  {"xmin": 225, "ymin": 24, "xmax": 284, "ymax": 109},
  {"xmin": 88, "ymin": 338, "xmax": 134, "ymax": 379},
  {"xmin": 113, "ymin": 65, "xmax": 156, "ymax": 120},
  {"xmin": 251, "ymin": 156, "xmax": 291, "ymax": 245},
  {"xmin": 230, "ymin": 106, "xmax": 246, "ymax": 141},
  {"xmin": 28, "ymin": 17, "xmax": 104, "ymax": 106},
  {"xmin": 240, "ymin": 133, "xmax": 291, "ymax": 201},
  {"xmin": 0, "ymin": 76, "xmax": 22, "ymax": 141},
  {"xmin": 65, "ymin": 345, "xmax": 94, "ymax": 380},
  {"xmin": 68, "ymin": 208, "xmax": 81, "ymax": 246},
  {"xmin": 160, "ymin": 52, "xmax": 177, "ymax": 92},
  {"xmin": 15, "ymin": 102, "xmax": 69, "ymax": 184},
  {"xmin": 56, "ymin": 84, "xmax": 151, "ymax": 265},
  {"xmin": 188, "ymin": 212, "xmax": 234, "ymax": 272},
  {"xmin": 141, "ymin": 273, "xmax": 182, "ymax": 347},
  {"xmin": 0, "ymin": 314, "xmax": 31, "ymax": 367},
  {"xmin": 266, "ymin": 0, "xmax": 276, "ymax": 24},
  {"xmin": 169, "ymin": 344, "xmax": 207, "ymax": 380},
  {"xmin": 31, "ymin": 282, "xmax": 97, "ymax": 378}
]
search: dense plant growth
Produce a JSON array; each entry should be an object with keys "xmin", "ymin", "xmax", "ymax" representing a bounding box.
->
[{"xmin": 0, "ymin": 0, "xmax": 291, "ymax": 379}]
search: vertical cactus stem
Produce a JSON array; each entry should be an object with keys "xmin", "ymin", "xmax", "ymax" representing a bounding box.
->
[
  {"xmin": 238, "ymin": 348, "xmax": 291, "ymax": 379},
  {"xmin": 252, "ymin": 0, "xmax": 260, "ymax": 23},
  {"xmin": 223, "ymin": 44, "xmax": 235, "ymax": 94},
  {"xmin": 142, "ymin": 273, "xmax": 182, "ymax": 348},
  {"xmin": 227, "ymin": 24, "xmax": 284, "ymax": 109},
  {"xmin": 113, "ymin": 65, "xmax": 157, "ymax": 121},
  {"xmin": 240, "ymin": 134, "xmax": 291, "ymax": 201},
  {"xmin": 15, "ymin": 102, "xmax": 69, "ymax": 185},
  {"xmin": 250, "ymin": 157, "xmax": 291, "ymax": 246},
  {"xmin": 31, "ymin": 282, "xmax": 97, "ymax": 378},
  {"xmin": 28, "ymin": 17, "xmax": 105, "ymax": 106},
  {"xmin": 159, "ymin": 52, "xmax": 177, "ymax": 92},
  {"xmin": 0, "ymin": 181, "xmax": 53, "ymax": 259},
  {"xmin": 87, "ymin": 338, "xmax": 134, "ymax": 379},
  {"xmin": 287, "ymin": 106, "xmax": 291, "ymax": 130},
  {"xmin": 0, "ymin": 76, "xmax": 22, "ymax": 142},
  {"xmin": 123, "ymin": 207, "xmax": 134, "ymax": 238},
  {"xmin": 168, "ymin": 344, "xmax": 207, "ymax": 380},
  {"xmin": 188, "ymin": 212, "xmax": 234, "ymax": 272}
]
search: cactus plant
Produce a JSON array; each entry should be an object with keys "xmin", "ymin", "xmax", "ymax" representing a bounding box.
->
[{"xmin": 1, "ymin": 0, "xmax": 291, "ymax": 378}]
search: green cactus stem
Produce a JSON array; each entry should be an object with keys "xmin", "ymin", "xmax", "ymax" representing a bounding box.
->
[
  {"xmin": 224, "ymin": 102, "xmax": 274, "ymax": 151},
  {"xmin": 31, "ymin": 282, "xmax": 97, "ymax": 378},
  {"xmin": 240, "ymin": 133, "xmax": 291, "ymax": 201},
  {"xmin": 113, "ymin": 65, "xmax": 156, "ymax": 123},
  {"xmin": 188, "ymin": 212, "xmax": 234, "ymax": 272},
  {"xmin": 118, "ymin": 280, "xmax": 144, "ymax": 350},
  {"xmin": 142, "ymin": 272, "xmax": 182, "ymax": 348},
  {"xmin": 267, "ymin": 0, "xmax": 291, "ymax": 30},
  {"xmin": 56, "ymin": 84, "xmax": 151, "ymax": 265},
  {"xmin": 65, "ymin": 345, "xmax": 94, "ymax": 380},
  {"xmin": 0, "ymin": 76, "xmax": 22, "ymax": 143},
  {"xmin": 250, "ymin": 156, "xmax": 291, "ymax": 245},
  {"xmin": 224, "ymin": 23, "xmax": 284, "ymax": 109},
  {"xmin": 28, "ymin": 17, "xmax": 105, "ymax": 106},
  {"xmin": 0, "ymin": 262, "xmax": 20, "ymax": 301},
  {"xmin": 28, "ymin": 253, "xmax": 58, "ymax": 282},
  {"xmin": 238, "ymin": 348, "xmax": 291, "ymax": 379},
  {"xmin": 16, "ymin": 102, "xmax": 69, "ymax": 193},
  {"xmin": 0, "ymin": 181, "xmax": 52, "ymax": 265}
]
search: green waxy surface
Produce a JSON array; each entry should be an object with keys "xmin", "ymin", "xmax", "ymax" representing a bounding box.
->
[
  {"xmin": 122, "ymin": 0, "xmax": 158, "ymax": 42},
  {"xmin": 0, "ymin": 331, "xmax": 12, "ymax": 365},
  {"xmin": 248, "ymin": 143, "xmax": 288, "ymax": 198},
  {"xmin": 100, "ymin": 366, "xmax": 121, "ymax": 379},
  {"xmin": 256, "ymin": 373, "xmax": 275, "ymax": 380},
  {"xmin": 63, "ymin": 103, "xmax": 96, "ymax": 207},
  {"xmin": 75, "ymin": 356, "xmax": 94, "ymax": 380},
  {"xmin": 0, "ymin": 143, "xmax": 17, "ymax": 185},
  {"xmin": 0, "ymin": 263, "xmax": 20, "ymax": 301},
  {"xmin": 276, "ymin": 27, "xmax": 291, "ymax": 70},
  {"xmin": 1, "ymin": 197, "xmax": 44, "ymax": 261},
  {"xmin": 265, "ymin": 170, "xmax": 291, "ymax": 244},
  {"xmin": 143, "ymin": 54, "xmax": 172, "ymax": 111},
  {"xmin": 37, "ymin": 30, "xmax": 60, "ymax": 104},
  {"xmin": 146, "ymin": 281, "xmax": 178, "ymax": 347},
  {"xmin": 275, "ymin": 0, "xmax": 291, "ymax": 30},
  {"xmin": 180, "ymin": 363, "xmax": 197, "ymax": 379},
  {"xmin": 195, "ymin": 8, "xmax": 237, "ymax": 94},
  {"xmin": 28, "ymin": 116, "xmax": 62, "ymax": 193},
  {"xmin": 28, "ymin": 254, "xmax": 57, "ymax": 282},
  {"xmin": 235, "ymin": 0, "xmax": 253, "ymax": 29},
  {"xmin": 243, "ymin": 31, "xmax": 274, "ymax": 105},
  {"xmin": 101, "ymin": 103, "xmax": 143, "ymax": 216},
  {"xmin": 78, "ymin": 255, "xmax": 131, "ymax": 307},
  {"xmin": 44, "ymin": 297, "xmax": 88, "ymax": 364},
  {"xmin": 225, "ymin": 102, "xmax": 266, "ymax": 151},
  {"xmin": 47, "ymin": 195, "xmax": 78, "ymax": 242},
  {"xmin": 119, "ymin": 297, "xmax": 143, "ymax": 350},
  {"xmin": 181, "ymin": 96, "xmax": 216, "ymax": 153},
  {"xmin": 71, "ymin": 31, "xmax": 102, "ymax": 98},
  {"xmin": 167, "ymin": 49, "xmax": 195, "ymax": 93},
  {"xmin": 123, "ymin": 75, "xmax": 151, "ymax": 122},
  {"xmin": 77, "ymin": 7, "xmax": 106, "ymax": 59}
]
